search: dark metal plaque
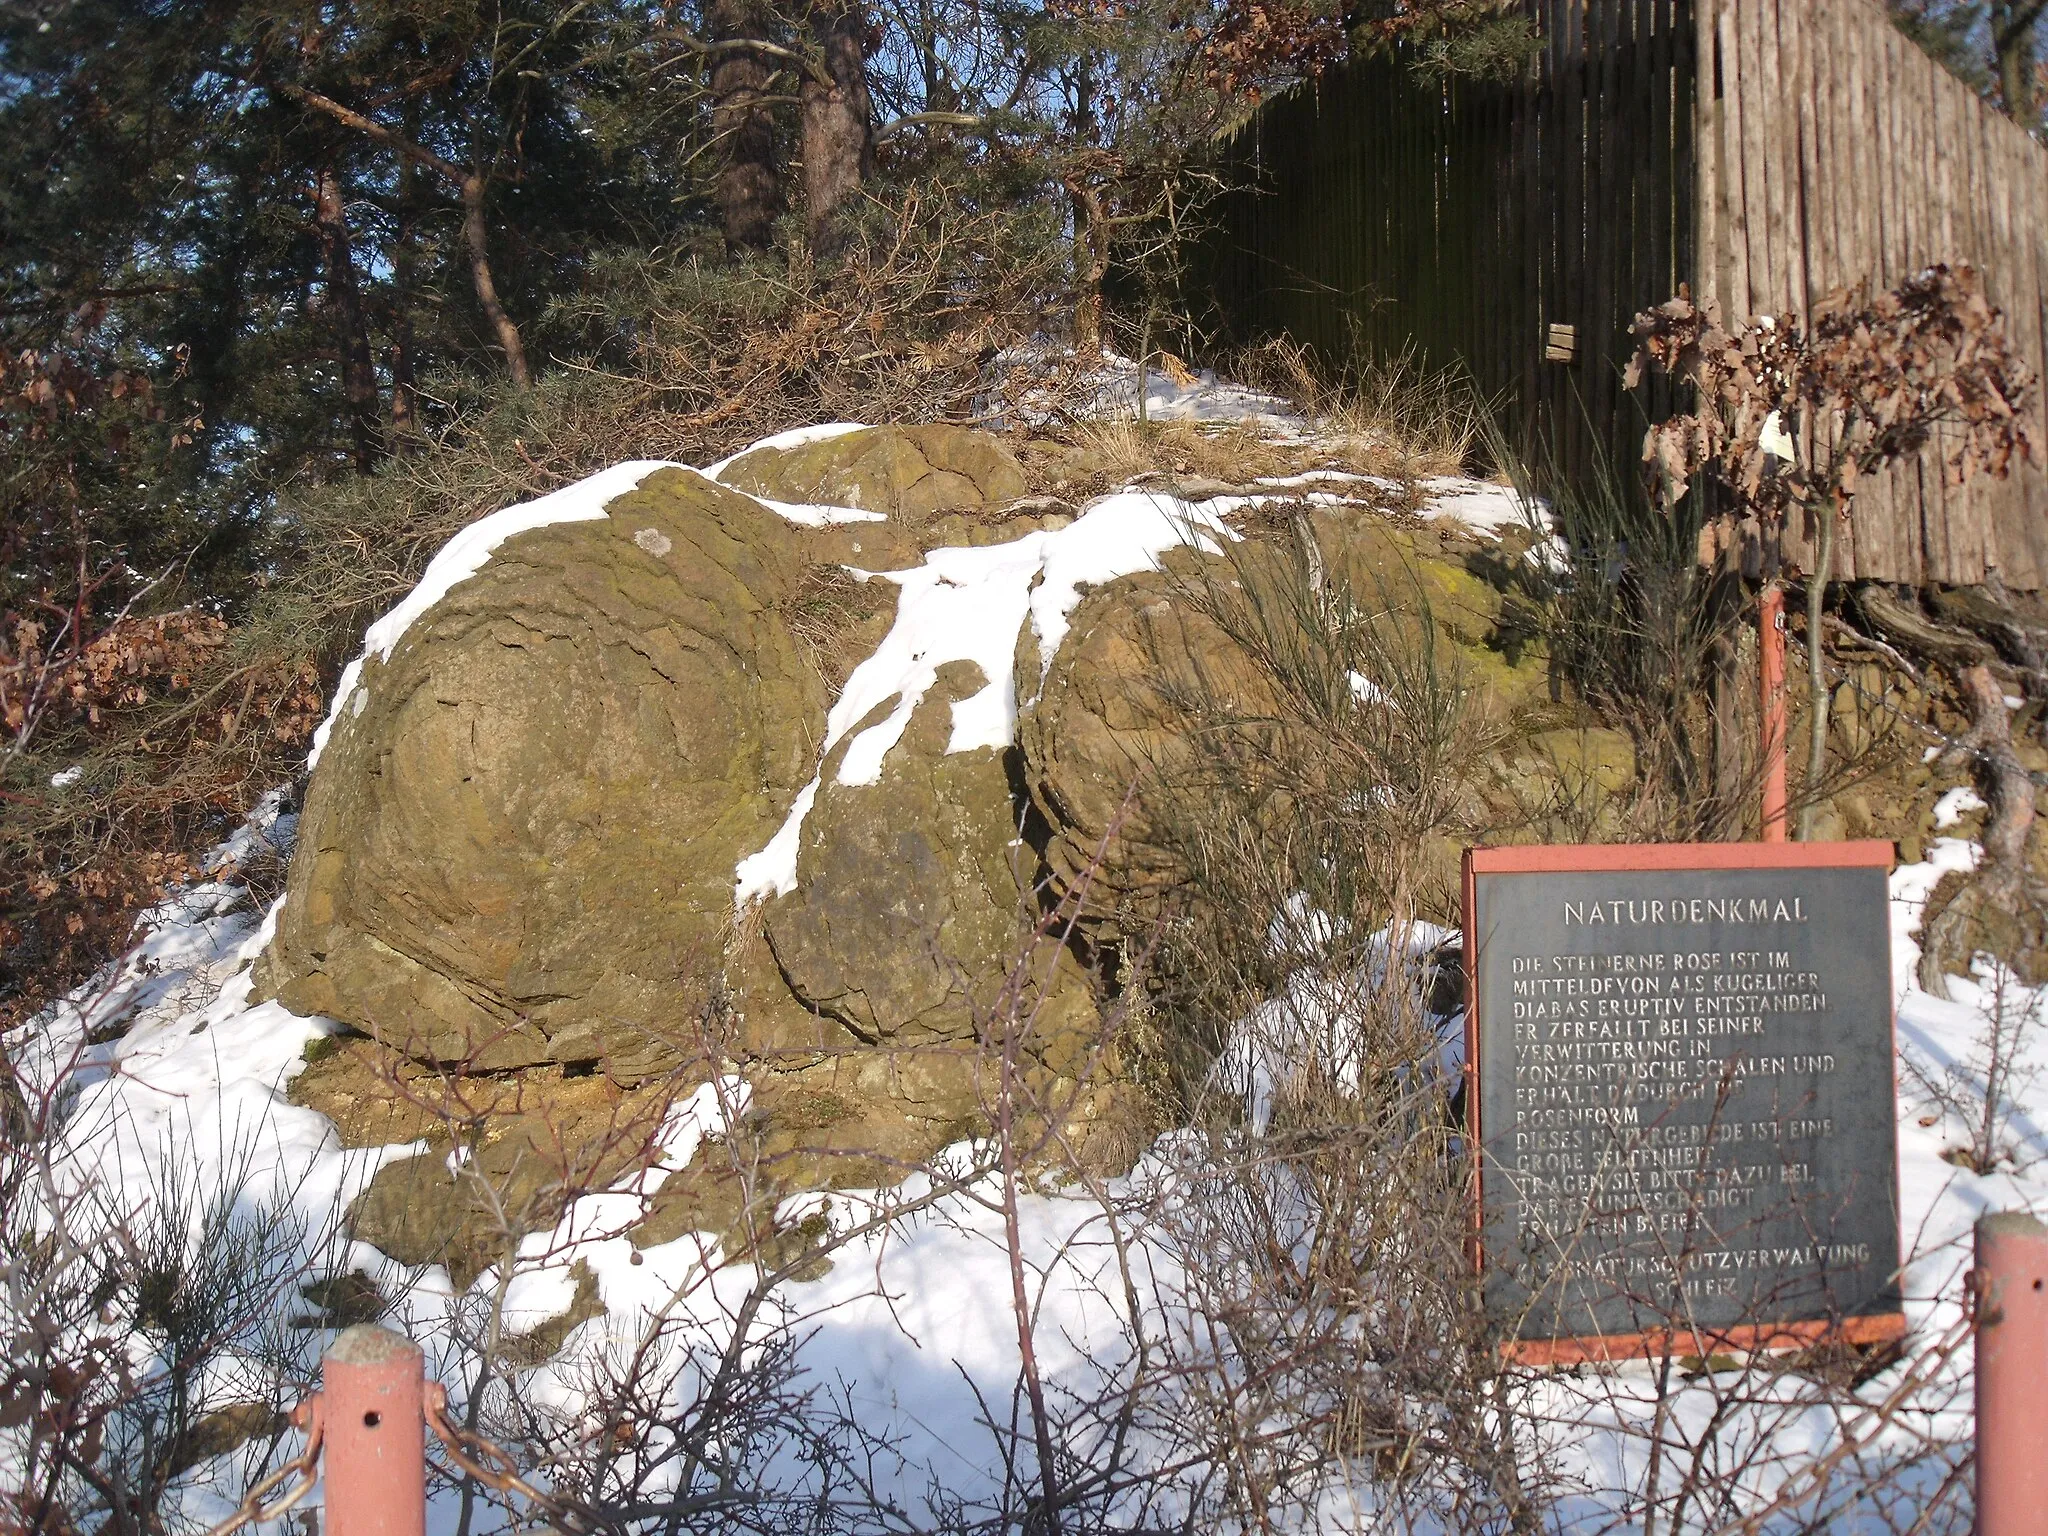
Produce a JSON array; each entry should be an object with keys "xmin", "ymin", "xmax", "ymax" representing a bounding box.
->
[{"xmin": 1464, "ymin": 843, "xmax": 1902, "ymax": 1356}]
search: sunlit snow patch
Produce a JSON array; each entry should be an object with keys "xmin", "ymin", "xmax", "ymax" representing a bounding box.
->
[
  {"xmin": 733, "ymin": 490, "xmax": 1243, "ymax": 904},
  {"xmin": 307, "ymin": 459, "xmax": 687, "ymax": 767},
  {"xmin": 1415, "ymin": 476, "xmax": 1542, "ymax": 537},
  {"xmin": 700, "ymin": 420, "xmax": 871, "ymax": 481},
  {"xmin": 1933, "ymin": 786, "xmax": 1987, "ymax": 828}
]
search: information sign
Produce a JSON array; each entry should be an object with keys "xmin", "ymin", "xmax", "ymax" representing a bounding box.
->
[{"xmin": 1462, "ymin": 842, "xmax": 1905, "ymax": 1362}]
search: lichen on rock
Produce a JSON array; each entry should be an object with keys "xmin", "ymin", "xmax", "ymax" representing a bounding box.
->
[
  {"xmin": 719, "ymin": 424, "xmax": 1029, "ymax": 523},
  {"xmin": 254, "ymin": 467, "xmax": 825, "ymax": 1079}
]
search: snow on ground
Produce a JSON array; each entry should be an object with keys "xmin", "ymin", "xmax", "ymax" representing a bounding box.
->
[
  {"xmin": 1081, "ymin": 352, "xmax": 1307, "ymax": 429},
  {"xmin": 19, "ymin": 808, "xmax": 2041, "ymax": 1531},
  {"xmin": 1415, "ymin": 475, "xmax": 1539, "ymax": 537},
  {"xmin": 10, "ymin": 416, "xmax": 2042, "ymax": 1532},
  {"xmin": 986, "ymin": 347, "xmax": 1307, "ymax": 431}
]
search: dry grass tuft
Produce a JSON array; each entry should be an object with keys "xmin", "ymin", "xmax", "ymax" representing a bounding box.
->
[
  {"xmin": 1041, "ymin": 341, "xmax": 1481, "ymax": 502},
  {"xmin": 782, "ymin": 565, "xmax": 898, "ymax": 697},
  {"xmin": 1232, "ymin": 337, "xmax": 1480, "ymax": 479}
]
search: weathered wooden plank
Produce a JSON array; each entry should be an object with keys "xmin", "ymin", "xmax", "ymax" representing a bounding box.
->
[
  {"xmin": 1743, "ymin": 0, "xmax": 1780, "ymax": 317},
  {"xmin": 1692, "ymin": 0, "xmax": 1722, "ymax": 312},
  {"xmin": 1789, "ymin": 0, "xmax": 1816, "ymax": 319},
  {"xmin": 1880, "ymin": 24, "xmax": 1909, "ymax": 283},
  {"xmin": 1726, "ymin": 0, "xmax": 1761, "ymax": 318}
]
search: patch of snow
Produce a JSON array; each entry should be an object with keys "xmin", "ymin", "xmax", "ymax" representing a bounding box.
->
[
  {"xmin": 738, "ymin": 493, "xmax": 888, "ymax": 528},
  {"xmin": 1254, "ymin": 470, "xmax": 1372, "ymax": 489},
  {"xmin": 361, "ymin": 461, "xmax": 680, "ymax": 666},
  {"xmin": 306, "ymin": 654, "xmax": 362, "ymax": 769},
  {"xmin": 307, "ymin": 459, "xmax": 685, "ymax": 768},
  {"xmin": 733, "ymin": 490, "xmax": 1240, "ymax": 905},
  {"xmin": 987, "ymin": 347, "xmax": 1306, "ymax": 432},
  {"xmin": 1933, "ymin": 786, "xmax": 1987, "ymax": 828},
  {"xmin": 1346, "ymin": 670, "xmax": 1395, "ymax": 708},
  {"xmin": 701, "ymin": 421, "xmax": 870, "ymax": 481},
  {"xmin": 1759, "ymin": 409, "xmax": 1797, "ymax": 461},
  {"xmin": 1089, "ymin": 353, "xmax": 1304, "ymax": 428},
  {"xmin": 1415, "ymin": 476, "xmax": 1544, "ymax": 537},
  {"xmin": 203, "ymin": 785, "xmax": 297, "ymax": 875},
  {"xmin": 49, "ymin": 765, "xmax": 83, "ymax": 789},
  {"xmin": 1214, "ymin": 918, "xmax": 1460, "ymax": 1134},
  {"xmin": 733, "ymin": 780, "xmax": 817, "ymax": 906},
  {"xmin": 1266, "ymin": 892, "xmax": 1349, "ymax": 958}
]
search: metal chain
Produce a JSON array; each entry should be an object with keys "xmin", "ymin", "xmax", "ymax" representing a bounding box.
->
[
  {"xmin": 423, "ymin": 1381, "xmax": 606, "ymax": 1536},
  {"xmin": 201, "ymin": 1396, "xmax": 324, "ymax": 1536}
]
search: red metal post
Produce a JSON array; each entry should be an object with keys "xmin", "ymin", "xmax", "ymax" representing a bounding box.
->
[
  {"xmin": 1759, "ymin": 584, "xmax": 1788, "ymax": 843},
  {"xmin": 322, "ymin": 1324, "xmax": 428, "ymax": 1536},
  {"xmin": 1977, "ymin": 1211, "xmax": 2048, "ymax": 1536}
]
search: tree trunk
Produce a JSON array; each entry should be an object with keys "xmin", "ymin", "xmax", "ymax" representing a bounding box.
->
[
  {"xmin": 1991, "ymin": 2, "xmax": 2046, "ymax": 126},
  {"xmin": 311, "ymin": 167, "xmax": 383, "ymax": 472},
  {"xmin": 1916, "ymin": 662, "xmax": 2039, "ymax": 994},
  {"xmin": 1068, "ymin": 178, "xmax": 1109, "ymax": 356},
  {"xmin": 460, "ymin": 173, "xmax": 531, "ymax": 388},
  {"xmin": 388, "ymin": 325, "xmax": 418, "ymax": 437},
  {"xmin": 1067, "ymin": 56, "xmax": 1104, "ymax": 355},
  {"xmin": 388, "ymin": 150, "xmax": 421, "ymax": 440},
  {"xmin": 709, "ymin": 0, "xmax": 784, "ymax": 252},
  {"xmin": 800, "ymin": 0, "xmax": 874, "ymax": 260}
]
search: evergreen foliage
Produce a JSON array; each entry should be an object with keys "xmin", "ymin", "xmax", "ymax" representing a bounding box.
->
[{"xmin": 0, "ymin": 0, "xmax": 1517, "ymax": 1020}]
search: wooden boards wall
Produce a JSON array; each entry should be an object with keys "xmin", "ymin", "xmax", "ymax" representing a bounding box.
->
[
  {"xmin": 1196, "ymin": 0, "xmax": 1695, "ymax": 504},
  {"xmin": 1695, "ymin": 0, "xmax": 2048, "ymax": 588},
  {"xmin": 1200, "ymin": 0, "xmax": 2048, "ymax": 587}
]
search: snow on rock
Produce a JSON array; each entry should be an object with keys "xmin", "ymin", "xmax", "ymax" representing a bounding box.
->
[
  {"xmin": 734, "ymin": 488, "xmax": 1242, "ymax": 905},
  {"xmin": 307, "ymin": 459, "xmax": 686, "ymax": 767},
  {"xmin": 307, "ymin": 446, "xmax": 885, "ymax": 770},
  {"xmin": 701, "ymin": 419, "xmax": 870, "ymax": 481}
]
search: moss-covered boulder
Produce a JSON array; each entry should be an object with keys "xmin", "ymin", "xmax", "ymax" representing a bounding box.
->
[
  {"xmin": 1016, "ymin": 517, "xmax": 1552, "ymax": 916},
  {"xmin": 254, "ymin": 468, "xmax": 824, "ymax": 1077},
  {"xmin": 762, "ymin": 665, "xmax": 1035, "ymax": 1043},
  {"xmin": 720, "ymin": 426, "xmax": 1029, "ymax": 523},
  {"xmin": 726, "ymin": 660, "xmax": 1113, "ymax": 1159}
]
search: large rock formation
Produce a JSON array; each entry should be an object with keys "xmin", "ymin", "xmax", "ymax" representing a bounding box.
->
[
  {"xmin": 255, "ymin": 468, "xmax": 824, "ymax": 1077},
  {"xmin": 267, "ymin": 431, "xmax": 1587, "ymax": 1186},
  {"xmin": 722, "ymin": 425, "xmax": 1030, "ymax": 524},
  {"xmin": 1017, "ymin": 513, "xmax": 1561, "ymax": 919}
]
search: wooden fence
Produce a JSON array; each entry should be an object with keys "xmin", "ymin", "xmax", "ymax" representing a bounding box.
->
[
  {"xmin": 1200, "ymin": 0, "xmax": 2048, "ymax": 589},
  {"xmin": 1697, "ymin": 0, "xmax": 2048, "ymax": 587}
]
